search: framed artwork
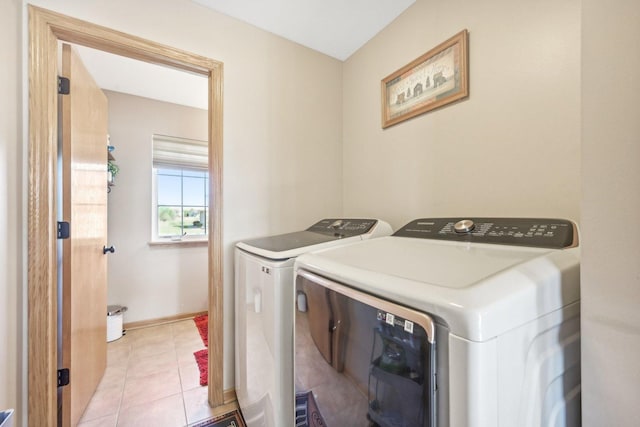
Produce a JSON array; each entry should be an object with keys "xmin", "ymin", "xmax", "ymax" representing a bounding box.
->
[{"xmin": 381, "ymin": 29, "xmax": 469, "ymax": 128}]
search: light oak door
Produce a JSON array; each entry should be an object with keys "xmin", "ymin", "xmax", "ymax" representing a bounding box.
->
[{"xmin": 60, "ymin": 43, "xmax": 109, "ymax": 427}]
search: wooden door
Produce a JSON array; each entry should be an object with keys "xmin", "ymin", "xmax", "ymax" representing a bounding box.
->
[
  {"xmin": 302, "ymin": 280, "xmax": 334, "ymax": 366},
  {"xmin": 60, "ymin": 43, "xmax": 109, "ymax": 427}
]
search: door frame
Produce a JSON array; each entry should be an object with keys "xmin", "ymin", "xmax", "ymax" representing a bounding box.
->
[{"xmin": 27, "ymin": 6, "xmax": 224, "ymax": 426}]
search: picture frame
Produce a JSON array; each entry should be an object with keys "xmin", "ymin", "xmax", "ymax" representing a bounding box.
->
[{"xmin": 381, "ymin": 29, "xmax": 469, "ymax": 128}]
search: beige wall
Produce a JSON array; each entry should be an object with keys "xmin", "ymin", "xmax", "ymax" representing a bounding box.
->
[
  {"xmin": 581, "ymin": 1, "xmax": 640, "ymax": 425},
  {"xmin": 20, "ymin": 0, "xmax": 344, "ymax": 397},
  {"xmin": 104, "ymin": 90, "xmax": 209, "ymax": 323},
  {"xmin": 343, "ymin": 0, "xmax": 581, "ymax": 229},
  {"xmin": 0, "ymin": 0, "xmax": 22, "ymax": 423}
]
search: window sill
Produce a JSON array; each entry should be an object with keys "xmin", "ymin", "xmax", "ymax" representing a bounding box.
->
[{"xmin": 148, "ymin": 239, "xmax": 208, "ymax": 248}]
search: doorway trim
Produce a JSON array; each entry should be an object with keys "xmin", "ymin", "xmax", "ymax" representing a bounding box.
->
[{"xmin": 27, "ymin": 6, "xmax": 224, "ymax": 426}]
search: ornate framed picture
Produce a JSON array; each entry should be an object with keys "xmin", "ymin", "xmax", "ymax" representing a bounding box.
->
[{"xmin": 381, "ymin": 29, "xmax": 469, "ymax": 128}]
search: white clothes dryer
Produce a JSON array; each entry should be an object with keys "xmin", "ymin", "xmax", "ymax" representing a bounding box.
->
[
  {"xmin": 235, "ymin": 218, "xmax": 392, "ymax": 427},
  {"xmin": 293, "ymin": 217, "xmax": 580, "ymax": 427}
]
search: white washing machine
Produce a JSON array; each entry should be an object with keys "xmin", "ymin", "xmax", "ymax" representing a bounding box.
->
[
  {"xmin": 293, "ymin": 217, "xmax": 581, "ymax": 427},
  {"xmin": 235, "ymin": 218, "xmax": 392, "ymax": 427}
]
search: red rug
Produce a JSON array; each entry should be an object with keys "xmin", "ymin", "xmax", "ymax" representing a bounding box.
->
[
  {"xmin": 296, "ymin": 391, "xmax": 327, "ymax": 427},
  {"xmin": 193, "ymin": 314, "xmax": 209, "ymax": 386},
  {"xmin": 194, "ymin": 314, "xmax": 208, "ymax": 347},
  {"xmin": 194, "ymin": 348, "xmax": 208, "ymax": 386}
]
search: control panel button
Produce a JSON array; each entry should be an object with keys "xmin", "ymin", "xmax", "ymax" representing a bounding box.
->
[
  {"xmin": 393, "ymin": 218, "xmax": 576, "ymax": 249},
  {"xmin": 454, "ymin": 219, "xmax": 475, "ymax": 233}
]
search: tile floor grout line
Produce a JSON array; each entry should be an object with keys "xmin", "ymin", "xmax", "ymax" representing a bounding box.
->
[
  {"xmin": 176, "ymin": 321, "xmax": 191, "ymax": 427},
  {"xmin": 113, "ymin": 337, "xmax": 131, "ymax": 427},
  {"xmin": 78, "ymin": 319, "xmax": 216, "ymax": 426}
]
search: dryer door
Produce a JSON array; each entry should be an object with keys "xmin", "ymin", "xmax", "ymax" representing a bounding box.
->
[
  {"xmin": 303, "ymin": 280, "xmax": 333, "ymax": 366},
  {"xmin": 295, "ymin": 269, "xmax": 438, "ymax": 427}
]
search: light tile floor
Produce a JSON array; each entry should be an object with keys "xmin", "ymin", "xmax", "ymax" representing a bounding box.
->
[{"xmin": 77, "ymin": 319, "xmax": 233, "ymax": 427}]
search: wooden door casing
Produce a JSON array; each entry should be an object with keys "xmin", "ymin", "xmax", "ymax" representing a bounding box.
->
[{"xmin": 28, "ymin": 7, "xmax": 224, "ymax": 425}]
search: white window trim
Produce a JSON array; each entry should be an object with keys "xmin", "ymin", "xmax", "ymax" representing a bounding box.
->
[{"xmin": 150, "ymin": 134, "xmax": 209, "ymax": 244}]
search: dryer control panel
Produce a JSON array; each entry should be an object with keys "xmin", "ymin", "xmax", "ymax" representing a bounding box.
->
[
  {"xmin": 308, "ymin": 218, "xmax": 377, "ymax": 237},
  {"xmin": 394, "ymin": 218, "xmax": 577, "ymax": 249}
]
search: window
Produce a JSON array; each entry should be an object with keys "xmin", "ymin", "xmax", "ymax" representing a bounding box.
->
[{"xmin": 152, "ymin": 135, "xmax": 208, "ymax": 241}]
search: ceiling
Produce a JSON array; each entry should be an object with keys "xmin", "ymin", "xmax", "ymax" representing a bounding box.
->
[
  {"xmin": 74, "ymin": 45, "xmax": 209, "ymax": 109},
  {"xmin": 192, "ymin": 0, "xmax": 415, "ymax": 61},
  {"xmin": 76, "ymin": 0, "xmax": 415, "ymax": 109}
]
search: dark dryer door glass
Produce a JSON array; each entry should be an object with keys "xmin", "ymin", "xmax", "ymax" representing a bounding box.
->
[{"xmin": 295, "ymin": 271, "xmax": 437, "ymax": 427}]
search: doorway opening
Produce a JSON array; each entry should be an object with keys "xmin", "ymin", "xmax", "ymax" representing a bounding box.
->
[{"xmin": 28, "ymin": 6, "xmax": 224, "ymax": 426}]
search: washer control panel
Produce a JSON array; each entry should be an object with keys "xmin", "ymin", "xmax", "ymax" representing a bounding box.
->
[
  {"xmin": 394, "ymin": 218, "xmax": 576, "ymax": 249},
  {"xmin": 308, "ymin": 218, "xmax": 377, "ymax": 237}
]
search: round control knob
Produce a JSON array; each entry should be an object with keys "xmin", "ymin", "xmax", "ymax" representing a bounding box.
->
[{"xmin": 454, "ymin": 219, "xmax": 475, "ymax": 233}]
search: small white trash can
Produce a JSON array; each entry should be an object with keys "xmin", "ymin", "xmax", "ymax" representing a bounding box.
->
[{"xmin": 107, "ymin": 305, "xmax": 127, "ymax": 342}]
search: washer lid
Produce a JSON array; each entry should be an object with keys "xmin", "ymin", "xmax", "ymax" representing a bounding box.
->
[
  {"xmin": 238, "ymin": 230, "xmax": 339, "ymax": 254},
  {"xmin": 304, "ymin": 236, "xmax": 547, "ymax": 289},
  {"xmin": 295, "ymin": 236, "xmax": 580, "ymax": 342},
  {"xmin": 236, "ymin": 218, "xmax": 390, "ymax": 259}
]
